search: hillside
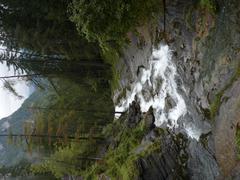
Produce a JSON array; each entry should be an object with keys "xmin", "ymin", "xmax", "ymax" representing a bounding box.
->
[{"xmin": 0, "ymin": 88, "xmax": 48, "ymax": 166}]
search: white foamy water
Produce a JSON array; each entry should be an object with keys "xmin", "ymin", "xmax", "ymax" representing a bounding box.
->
[{"xmin": 116, "ymin": 44, "xmax": 200, "ymax": 140}]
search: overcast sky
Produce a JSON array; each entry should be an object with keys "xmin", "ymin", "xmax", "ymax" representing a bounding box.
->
[{"xmin": 0, "ymin": 62, "xmax": 33, "ymax": 119}]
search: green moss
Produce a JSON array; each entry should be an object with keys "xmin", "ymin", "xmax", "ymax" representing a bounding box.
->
[
  {"xmin": 83, "ymin": 126, "xmax": 141, "ymax": 178},
  {"xmin": 103, "ymin": 122, "xmax": 146, "ymax": 179},
  {"xmin": 210, "ymin": 66, "xmax": 240, "ymax": 120},
  {"xmin": 210, "ymin": 92, "xmax": 223, "ymax": 119},
  {"xmin": 198, "ymin": 0, "xmax": 216, "ymax": 14},
  {"xmin": 199, "ymin": 132, "xmax": 211, "ymax": 148},
  {"xmin": 101, "ymin": 44, "xmax": 121, "ymax": 92},
  {"xmin": 184, "ymin": 6, "xmax": 195, "ymax": 31},
  {"xmin": 139, "ymin": 139, "xmax": 161, "ymax": 158}
]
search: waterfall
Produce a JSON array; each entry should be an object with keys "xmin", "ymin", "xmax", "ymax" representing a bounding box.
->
[{"xmin": 115, "ymin": 44, "xmax": 201, "ymax": 140}]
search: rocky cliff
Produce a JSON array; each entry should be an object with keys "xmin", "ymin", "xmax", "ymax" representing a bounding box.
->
[{"xmin": 113, "ymin": 0, "xmax": 240, "ymax": 179}]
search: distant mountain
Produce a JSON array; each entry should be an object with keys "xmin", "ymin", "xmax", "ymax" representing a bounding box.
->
[{"xmin": 0, "ymin": 89, "xmax": 49, "ymax": 166}]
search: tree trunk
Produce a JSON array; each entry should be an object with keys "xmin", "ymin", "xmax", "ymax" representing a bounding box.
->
[
  {"xmin": 163, "ymin": 0, "xmax": 166, "ymax": 33},
  {"xmin": 0, "ymin": 74, "xmax": 42, "ymax": 79},
  {"xmin": 2, "ymin": 133, "xmax": 104, "ymax": 140},
  {"xmin": 27, "ymin": 106, "xmax": 124, "ymax": 115},
  {"xmin": 0, "ymin": 58, "xmax": 110, "ymax": 68}
]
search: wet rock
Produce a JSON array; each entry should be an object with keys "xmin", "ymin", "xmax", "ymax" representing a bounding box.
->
[
  {"xmin": 180, "ymin": 43, "xmax": 185, "ymax": 49},
  {"xmin": 135, "ymin": 140, "xmax": 153, "ymax": 155},
  {"xmin": 165, "ymin": 94, "xmax": 177, "ymax": 112},
  {"xmin": 136, "ymin": 132, "xmax": 189, "ymax": 180},
  {"xmin": 143, "ymin": 107, "xmax": 155, "ymax": 130},
  {"xmin": 143, "ymin": 130, "xmax": 158, "ymax": 142},
  {"xmin": 142, "ymin": 88, "xmax": 153, "ymax": 103},
  {"xmin": 113, "ymin": 25, "xmax": 154, "ymax": 104},
  {"xmin": 127, "ymin": 101, "xmax": 142, "ymax": 128}
]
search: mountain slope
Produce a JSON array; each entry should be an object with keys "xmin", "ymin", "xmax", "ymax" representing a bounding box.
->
[{"xmin": 0, "ymin": 89, "xmax": 49, "ymax": 166}]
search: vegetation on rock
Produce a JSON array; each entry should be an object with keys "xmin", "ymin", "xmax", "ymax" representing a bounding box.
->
[
  {"xmin": 69, "ymin": 0, "xmax": 161, "ymax": 47},
  {"xmin": 82, "ymin": 112, "xmax": 162, "ymax": 179},
  {"xmin": 210, "ymin": 65, "xmax": 240, "ymax": 120}
]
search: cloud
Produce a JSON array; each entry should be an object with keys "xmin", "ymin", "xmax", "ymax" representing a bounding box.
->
[{"xmin": 0, "ymin": 62, "xmax": 33, "ymax": 119}]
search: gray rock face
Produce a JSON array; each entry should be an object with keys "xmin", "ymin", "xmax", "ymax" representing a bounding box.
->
[
  {"xmin": 127, "ymin": 101, "xmax": 142, "ymax": 128},
  {"xmin": 143, "ymin": 107, "xmax": 155, "ymax": 130},
  {"xmin": 214, "ymin": 79, "xmax": 240, "ymax": 177},
  {"xmin": 158, "ymin": 0, "xmax": 240, "ymax": 178},
  {"xmin": 137, "ymin": 132, "xmax": 188, "ymax": 180},
  {"xmin": 114, "ymin": 0, "xmax": 240, "ymax": 178},
  {"xmin": 113, "ymin": 25, "xmax": 154, "ymax": 104},
  {"xmin": 187, "ymin": 140, "xmax": 220, "ymax": 180}
]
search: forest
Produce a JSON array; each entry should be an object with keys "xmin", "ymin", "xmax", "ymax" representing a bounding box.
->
[{"xmin": 0, "ymin": 0, "xmax": 162, "ymax": 179}]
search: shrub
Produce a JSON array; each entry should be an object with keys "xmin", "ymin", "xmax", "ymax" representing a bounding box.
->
[
  {"xmin": 69, "ymin": 0, "xmax": 161, "ymax": 46},
  {"xmin": 199, "ymin": 0, "xmax": 216, "ymax": 13}
]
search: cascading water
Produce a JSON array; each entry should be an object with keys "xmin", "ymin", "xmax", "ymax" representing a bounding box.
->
[{"xmin": 115, "ymin": 44, "xmax": 201, "ymax": 140}]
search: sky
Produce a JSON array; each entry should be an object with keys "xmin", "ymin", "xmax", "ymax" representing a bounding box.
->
[{"xmin": 0, "ymin": 62, "xmax": 33, "ymax": 119}]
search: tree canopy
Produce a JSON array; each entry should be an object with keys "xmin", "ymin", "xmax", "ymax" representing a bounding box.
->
[
  {"xmin": 70, "ymin": 0, "xmax": 162, "ymax": 46},
  {"xmin": 0, "ymin": 0, "xmax": 100, "ymax": 60},
  {"xmin": 0, "ymin": 0, "xmax": 164, "ymax": 178}
]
